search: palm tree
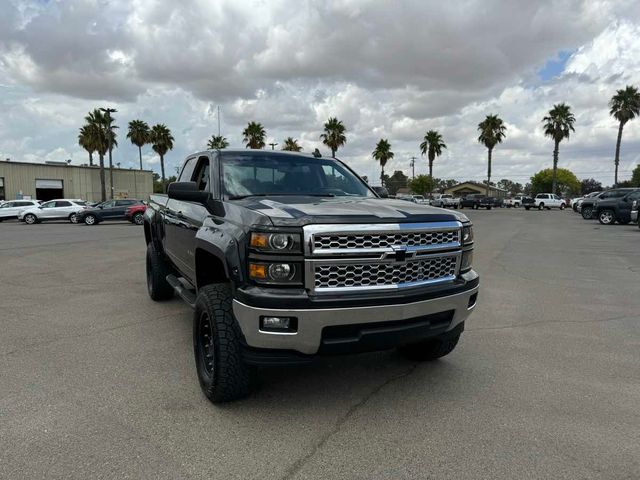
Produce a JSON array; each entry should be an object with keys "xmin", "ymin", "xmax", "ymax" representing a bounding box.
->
[
  {"xmin": 207, "ymin": 135, "xmax": 229, "ymax": 150},
  {"xmin": 78, "ymin": 125, "xmax": 97, "ymax": 166},
  {"xmin": 372, "ymin": 139, "xmax": 394, "ymax": 186},
  {"xmin": 609, "ymin": 85, "xmax": 640, "ymax": 186},
  {"xmin": 242, "ymin": 122, "xmax": 266, "ymax": 149},
  {"xmin": 84, "ymin": 109, "xmax": 109, "ymax": 201},
  {"xmin": 127, "ymin": 120, "xmax": 150, "ymax": 170},
  {"xmin": 320, "ymin": 117, "xmax": 347, "ymax": 157},
  {"xmin": 282, "ymin": 137, "xmax": 302, "ymax": 152},
  {"xmin": 419, "ymin": 130, "xmax": 447, "ymax": 180},
  {"xmin": 543, "ymin": 103, "xmax": 576, "ymax": 195},
  {"xmin": 149, "ymin": 124, "xmax": 175, "ymax": 191},
  {"xmin": 477, "ymin": 114, "xmax": 507, "ymax": 196}
]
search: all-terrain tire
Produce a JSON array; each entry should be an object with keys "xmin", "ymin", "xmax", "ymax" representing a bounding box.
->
[
  {"xmin": 146, "ymin": 242, "xmax": 174, "ymax": 301},
  {"xmin": 398, "ymin": 332, "xmax": 461, "ymax": 361},
  {"xmin": 193, "ymin": 283, "xmax": 254, "ymax": 403}
]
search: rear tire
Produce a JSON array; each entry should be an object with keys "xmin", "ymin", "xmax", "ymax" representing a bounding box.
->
[
  {"xmin": 133, "ymin": 212, "xmax": 144, "ymax": 225},
  {"xmin": 560, "ymin": 203, "xmax": 566, "ymax": 210},
  {"xmin": 24, "ymin": 214, "xmax": 37, "ymax": 225},
  {"xmin": 69, "ymin": 213, "xmax": 78, "ymax": 224},
  {"xmin": 146, "ymin": 242, "xmax": 174, "ymax": 301},
  {"xmin": 582, "ymin": 207, "xmax": 593, "ymax": 219},
  {"xmin": 193, "ymin": 284, "xmax": 254, "ymax": 403},
  {"xmin": 398, "ymin": 331, "xmax": 461, "ymax": 361},
  {"xmin": 538, "ymin": 203, "xmax": 545, "ymax": 210},
  {"xmin": 524, "ymin": 206, "xmax": 530, "ymax": 210}
]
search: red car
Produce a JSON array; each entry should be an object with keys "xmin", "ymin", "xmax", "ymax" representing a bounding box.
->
[{"xmin": 125, "ymin": 203, "xmax": 147, "ymax": 225}]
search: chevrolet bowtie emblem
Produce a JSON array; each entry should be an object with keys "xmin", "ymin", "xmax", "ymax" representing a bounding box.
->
[{"xmin": 391, "ymin": 245, "xmax": 408, "ymax": 262}]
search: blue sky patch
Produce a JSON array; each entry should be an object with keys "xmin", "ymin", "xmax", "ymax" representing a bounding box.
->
[{"xmin": 537, "ymin": 50, "xmax": 575, "ymax": 81}]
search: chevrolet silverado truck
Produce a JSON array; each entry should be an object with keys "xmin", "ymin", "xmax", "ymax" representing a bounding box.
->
[{"xmin": 144, "ymin": 150, "xmax": 479, "ymax": 403}]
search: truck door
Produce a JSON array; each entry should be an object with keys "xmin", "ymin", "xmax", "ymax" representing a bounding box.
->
[
  {"xmin": 619, "ymin": 191, "xmax": 640, "ymax": 222},
  {"xmin": 164, "ymin": 155, "xmax": 212, "ymax": 283}
]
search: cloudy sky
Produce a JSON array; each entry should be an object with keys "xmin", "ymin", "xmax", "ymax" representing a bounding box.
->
[{"xmin": 1, "ymin": 0, "xmax": 639, "ymax": 186}]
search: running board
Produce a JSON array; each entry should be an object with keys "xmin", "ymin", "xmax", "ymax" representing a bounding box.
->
[{"xmin": 166, "ymin": 274, "xmax": 196, "ymax": 309}]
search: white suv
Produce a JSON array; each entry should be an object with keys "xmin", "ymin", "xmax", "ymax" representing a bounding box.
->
[
  {"xmin": 0, "ymin": 200, "xmax": 41, "ymax": 221},
  {"xmin": 529, "ymin": 193, "xmax": 566, "ymax": 210},
  {"xmin": 18, "ymin": 199, "xmax": 87, "ymax": 224}
]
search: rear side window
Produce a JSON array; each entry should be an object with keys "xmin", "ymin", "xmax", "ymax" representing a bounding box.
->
[
  {"xmin": 55, "ymin": 201, "xmax": 72, "ymax": 207},
  {"xmin": 192, "ymin": 157, "xmax": 210, "ymax": 191},
  {"xmin": 116, "ymin": 200, "xmax": 136, "ymax": 206}
]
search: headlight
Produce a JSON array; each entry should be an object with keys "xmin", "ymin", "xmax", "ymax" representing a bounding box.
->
[
  {"xmin": 250, "ymin": 232, "xmax": 301, "ymax": 252},
  {"xmin": 462, "ymin": 225, "xmax": 474, "ymax": 244},
  {"xmin": 249, "ymin": 262, "xmax": 302, "ymax": 285},
  {"xmin": 460, "ymin": 250, "xmax": 473, "ymax": 272}
]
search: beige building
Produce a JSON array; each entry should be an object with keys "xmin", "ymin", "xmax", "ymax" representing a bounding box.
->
[
  {"xmin": 444, "ymin": 181, "xmax": 508, "ymax": 198},
  {"xmin": 0, "ymin": 160, "xmax": 153, "ymax": 202}
]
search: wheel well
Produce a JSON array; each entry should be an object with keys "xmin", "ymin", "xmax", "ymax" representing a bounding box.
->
[{"xmin": 195, "ymin": 249, "xmax": 228, "ymax": 289}]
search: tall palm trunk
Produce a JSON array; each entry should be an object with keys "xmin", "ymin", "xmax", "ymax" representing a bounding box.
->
[
  {"xmin": 551, "ymin": 139, "xmax": 560, "ymax": 195},
  {"xmin": 428, "ymin": 158, "xmax": 434, "ymax": 179},
  {"xmin": 486, "ymin": 147, "xmax": 493, "ymax": 196},
  {"xmin": 108, "ymin": 147, "xmax": 114, "ymax": 199},
  {"xmin": 332, "ymin": 148, "xmax": 336, "ymax": 158},
  {"xmin": 380, "ymin": 165, "xmax": 385, "ymax": 186},
  {"xmin": 138, "ymin": 146, "xmax": 143, "ymax": 170},
  {"xmin": 89, "ymin": 152, "xmax": 94, "ymax": 166},
  {"xmin": 99, "ymin": 153, "xmax": 106, "ymax": 201},
  {"xmin": 614, "ymin": 121, "xmax": 624, "ymax": 187},
  {"xmin": 160, "ymin": 154, "xmax": 166, "ymax": 193}
]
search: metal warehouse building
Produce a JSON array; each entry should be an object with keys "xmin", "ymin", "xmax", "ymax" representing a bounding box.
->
[{"xmin": 0, "ymin": 160, "xmax": 153, "ymax": 202}]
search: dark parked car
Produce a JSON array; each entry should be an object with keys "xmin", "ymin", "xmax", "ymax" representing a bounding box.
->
[
  {"xmin": 594, "ymin": 189, "xmax": 640, "ymax": 225},
  {"xmin": 580, "ymin": 188, "xmax": 636, "ymax": 220},
  {"xmin": 76, "ymin": 199, "xmax": 144, "ymax": 225},
  {"xmin": 460, "ymin": 194, "xmax": 485, "ymax": 209}
]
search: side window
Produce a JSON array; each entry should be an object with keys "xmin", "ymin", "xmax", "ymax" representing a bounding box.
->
[
  {"xmin": 192, "ymin": 157, "xmax": 210, "ymax": 191},
  {"xmin": 613, "ymin": 191, "xmax": 627, "ymax": 198},
  {"xmin": 55, "ymin": 201, "xmax": 72, "ymax": 207},
  {"xmin": 116, "ymin": 200, "xmax": 135, "ymax": 206},
  {"xmin": 179, "ymin": 157, "xmax": 198, "ymax": 183},
  {"xmin": 41, "ymin": 201, "xmax": 56, "ymax": 208},
  {"xmin": 626, "ymin": 191, "xmax": 640, "ymax": 201}
]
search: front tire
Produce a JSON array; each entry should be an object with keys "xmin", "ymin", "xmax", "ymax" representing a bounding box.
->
[
  {"xmin": 24, "ymin": 214, "xmax": 37, "ymax": 225},
  {"xmin": 133, "ymin": 212, "xmax": 144, "ymax": 225},
  {"xmin": 598, "ymin": 209, "xmax": 616, "ymax": 225},
  {"xmin": 146, "ymin": 243, "xmax": 174, "ymax": 301},
  {"xmin": 194, "ymin": 284, "xmax": 254, "ymax": 403},
  {"xmin": 84, "ymin": 214, "xmax": 97, "ymax": 225},
  {"xmin": 560, "ymin": 203, "xmax": 566, "ymax": 210},
  {"xmin": 398, "ymin": 331, "xmax": 461, "ymax": 361}
]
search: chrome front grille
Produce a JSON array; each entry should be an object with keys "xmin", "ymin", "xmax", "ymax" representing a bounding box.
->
[
  {"xmin": 303, "ymin": 222, "xmax": 463, "ymax": 294},
  {"xmin": 313, "ymin": 230, "xmax": 458, "ymax": 250},
  {"xmin": 314, "ymin": 255, "xmax": 458, "ymax": 291}
]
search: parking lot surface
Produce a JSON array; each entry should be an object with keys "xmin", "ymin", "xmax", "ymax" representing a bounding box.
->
[{"xmin": 1, "ymin": 211, "xmax": 639, "ymax": 479}]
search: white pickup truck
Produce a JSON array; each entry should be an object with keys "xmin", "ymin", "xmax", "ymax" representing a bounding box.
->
[
  {"xmin": 431, "ymin": 194, "xmax": 460, "ymax": 209},
  {"xmin": 523, "ymin": 193, "xmax": 566, "ymax": 210}
]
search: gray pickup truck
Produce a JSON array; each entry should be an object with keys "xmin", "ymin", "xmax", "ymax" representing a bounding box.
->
[{"xmin": 144, "ymin": 149, "xmax": 479, "ymax": 402}]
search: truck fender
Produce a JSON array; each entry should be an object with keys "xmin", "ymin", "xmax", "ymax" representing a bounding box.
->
[{"xmin": 193, "ymin": 228, "xmax": 243, "ymax": 289}]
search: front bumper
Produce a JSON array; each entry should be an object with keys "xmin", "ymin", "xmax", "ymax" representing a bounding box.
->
[
  {"xmin": 631, "ymin": 210, "xmax": 638, "ymax": 223},
  {"xmin": 233, "ymin": 271, "xmax": 479, "ymax": 355}
]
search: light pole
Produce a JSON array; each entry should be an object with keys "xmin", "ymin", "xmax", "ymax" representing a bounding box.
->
[
  {"xmin": 100, "ymin": 107, "xmax": 117, "ymax": 199},
  {"xmin": 410, "ymin": 156, "xmax": 416, "ymax": 179},
  {"xmin": 269, "ymin": 142, "xmax": 278, "ymax": 150}
]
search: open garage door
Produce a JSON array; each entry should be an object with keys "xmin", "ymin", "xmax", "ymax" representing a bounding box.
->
[{"xmin": 36, "ymin": 179, "xmax": 63, "ymax": 201}]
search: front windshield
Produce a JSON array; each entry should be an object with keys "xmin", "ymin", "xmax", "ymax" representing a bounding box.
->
[{"xmin": 221, "ymin": 153, "xmax": 374, "ymax": 199}]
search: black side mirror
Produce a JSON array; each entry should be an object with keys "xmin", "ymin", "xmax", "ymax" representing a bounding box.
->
[{"xmin": 167, "ymin": 181, "xmax": 210, "ymax": 204}]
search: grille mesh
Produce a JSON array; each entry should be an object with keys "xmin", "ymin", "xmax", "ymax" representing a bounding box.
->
[
  {"xmin": 314, "ymin": 256, "xmax": 457, "ymax": 289},
  {"xmin": 313, "ymin": 230, "xmax": 458, "ymax": 250}
]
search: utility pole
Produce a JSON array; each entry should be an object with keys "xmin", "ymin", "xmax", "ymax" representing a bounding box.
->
[
  {"xmin": 100, "ymin": 107, "xmax": 117, "ymax": 199},
  {"xmin": 269, "ymin": 142, "xmax": 278, "ymax": 150},
  {"xmin": 410, "ymin": 157, "xmax": 417, "ymax": 179},
  {"xmin": 217, "ymin": 105, "xmax": 221, "ymax": 136}
]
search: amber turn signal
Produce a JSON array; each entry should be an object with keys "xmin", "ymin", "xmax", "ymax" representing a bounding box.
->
[
  {"xmin": 249, "ymin": 263, "xmax": 267, "ymax": 279},
  {"xmin": 250, "ymin": 233, "xmax": 269, "ymax": 249}
]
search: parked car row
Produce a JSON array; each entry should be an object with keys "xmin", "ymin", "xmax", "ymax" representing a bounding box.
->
[
  {"xmin": 571, "ymin": 187, "xmax": 640, "ymax": 226},
  {"xmin": 0, "ymin": 198, "xmax": 147, "ymax": 225}
]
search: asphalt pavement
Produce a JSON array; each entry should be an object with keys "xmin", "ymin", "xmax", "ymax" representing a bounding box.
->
[{"xmin": 1, "ymin": 211, "xmax": 639, "ymax": 479}]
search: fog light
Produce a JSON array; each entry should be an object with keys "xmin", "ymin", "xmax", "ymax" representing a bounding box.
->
[{"xmin": 260, "ymin": 316, "xmax": 297, "ymax": 332}]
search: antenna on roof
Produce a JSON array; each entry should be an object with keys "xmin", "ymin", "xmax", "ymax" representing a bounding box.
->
[{"xmin": 312, "ymin": 148, "xmax": 322, "ymax": 158}]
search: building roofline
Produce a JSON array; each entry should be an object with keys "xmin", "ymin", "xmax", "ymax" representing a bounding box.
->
[{"xmin": 0, "ymin": 159, "xmax": 153, "ymax": 173}]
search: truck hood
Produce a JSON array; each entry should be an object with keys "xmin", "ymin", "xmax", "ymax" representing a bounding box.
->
[{"xmin": 231, "ymin": 196, "xmax": 469, "ymax": 227}]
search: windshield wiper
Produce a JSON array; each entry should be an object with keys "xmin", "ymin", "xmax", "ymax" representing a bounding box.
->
[{"xmin": 228, "ymin": 193, "xmax": 335, "ymax": 200}]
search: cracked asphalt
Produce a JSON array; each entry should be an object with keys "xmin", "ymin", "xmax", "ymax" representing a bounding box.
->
[{"xmin": 1, "ymin": 210, "xmax": 639, "ymax": 479}]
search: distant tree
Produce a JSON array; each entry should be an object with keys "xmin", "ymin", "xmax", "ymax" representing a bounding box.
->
[
  {"xmin": 419, "ymin": 130, "xmax": 446, "ymax": 179},
  {"xmin": 149, "ymin": 124, "xmax": 175, "ymax": 191},
  {"xmin": 127, "ymin": 120, "xmax": 150, "ymax": 170},
  {"xmin": 543, "ymin": 103, "xmax": 576, "ymax": 195},
  {"xmin": 372, "ymin": 139, "xmax": 394, "ymax": 186},
  {"xmin": 530, "ymin": 168, "xmax": 580, "ymax": 195},
  {"xmin": 282, "ymin": 137, "xmax": 302, "ymax": 151},
  {"xmin": 242, "ymin": 122, "xmax": 266, "ymax": 149},
  {"xmin": 478, "ymin": 114, "xmax": 507, "ymax": 195},
  {"xmin": 496, "ymin": 179, "xmax": 523, "ymax": 194},
  {"xmin": 84, "ymin": 108, "xmax": 115, "ymax": 201},
  {"xmin": 409, "ymin": 175, "xmax": 439, "ymax": 196},
  {"xmin": 580, "ymin": 178, "xmax": 602, "ymax": 195},
  {"xmin": 523, "ymin": 183, "xmax": 532, "ymax": 195},
  {"xmin": 631, "ymin": 164, "xmax": 640, "ymax": 187},
  {"xmin": 78, "ymin": 125, "xmax": 97, "ymax": 167},
  {"xmin": 207, "ymin": 135, "xmax": 229, "ymax": 150},
  {"xmin": 385, "ymin": 170, "xmax": 408, "ymax": 196},
  {"xmin": 320, "ymin": 117, "xmax": 347, "ymax": 158},
  {"xmin": 609, "ymin": 85, "xmax": 640, "ymax": 186},
  {"xmin": 439, "ymin": 179, "xmax": 458, "ymax": 191}
]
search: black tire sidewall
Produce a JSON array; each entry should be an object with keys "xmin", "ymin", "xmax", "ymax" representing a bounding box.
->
[{"xmin": 146, "ymin": 243, "xmax": 173, "ymax": 301}]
